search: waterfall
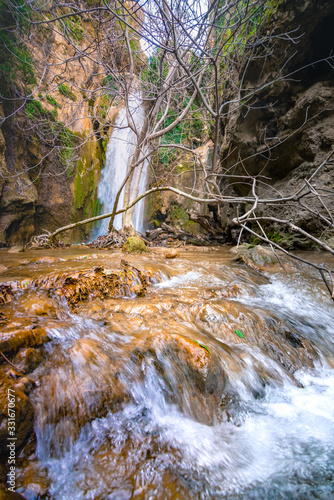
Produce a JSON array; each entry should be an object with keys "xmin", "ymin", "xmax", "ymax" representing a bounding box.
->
[{"xmin": 94, "ymin": 93, "xmax": 148, "ymax": 236}]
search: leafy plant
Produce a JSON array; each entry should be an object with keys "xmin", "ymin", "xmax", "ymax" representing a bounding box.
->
[
  {"xmin": 25, "ymin": 100, "xmax": 50, "ymax": 120},
  {"xmin": 46, "ymin": 94, "xmax": 62, "ymax": 108},
  {"xmin": 235, "ymin": 329, "xmax": 245, "ymax": 339},
  {"xmin": 60, "ymin": 16, "xmax": 84, "ymax": 43},
  {"xmin": 193, "ymin": 340, "xmax": 210, "ymax": 353},
  {"xmin": 58, "ymin": 83, "xmax": 77, "ymax": 101}
]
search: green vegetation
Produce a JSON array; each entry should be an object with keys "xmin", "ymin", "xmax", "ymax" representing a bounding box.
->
[
  {"xmin": 157, "ymin": 101, "xmax": 205, "ymax": 166},
  {"xmin": 46, "ymin": 95, "xmax": 62, "ymax": 108},
  {"xmin": 53, "ymin": 123, "xmax": 78, "ymax": 171},
  {"xmin": 99, "ymin": 94, "xmax": 113, "ymax": 121},
  {"xmin": 59, "ymin": 16, "xmax": 84, "ymax": 43},
  {"xmin": 141, "ymin": 50, "xmax": 169, "ymax": 95},
  {"xmin": 0, "ymin": 0, "xmax": 35, "ymax": 89},
  {"xmin": 103, "ymin": 75, "xmax": 118, "ymax": 92},
  {"xmin": 58, "ymin": 83, "xmax": 77, "ymax": 101},
  {"xmin": 25, "ymin": 100, "xmax": 50, "ymax": 120},
  {"xmin": 167, "ymin": 203, "xmax": 197, "ymax": 233},
  {"xmin": 122, "ymin": 237, "xmax": 149, "ymax": 254},
  {"xmin": 73, "ymin": 137, "xmax": 104, "ymax": 233}
]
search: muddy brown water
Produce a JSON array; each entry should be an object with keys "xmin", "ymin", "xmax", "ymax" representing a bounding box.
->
[{"xmin": 1, "ymin": 246, "xmax": 334, "ymax": 499}]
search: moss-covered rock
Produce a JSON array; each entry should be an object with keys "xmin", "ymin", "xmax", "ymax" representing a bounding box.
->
[
  {"xmin": 122, "ymin": 237, "xmax": 149, "ymax": 254},
  {"xmin": 232, "ymin": 244, "xmax": 280, "ymax": 271}
]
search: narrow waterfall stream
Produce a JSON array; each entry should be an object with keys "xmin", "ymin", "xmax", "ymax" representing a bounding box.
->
[
  {"xmin": 95, "ymin": 94, "xmax": 148, "ymax": 236},
  {"xmin": 1, "ymin": 247, "xmax": 334, "ymax": 499}
]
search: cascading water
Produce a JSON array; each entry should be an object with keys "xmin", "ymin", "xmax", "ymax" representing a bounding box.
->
[
  {"xmin": 94, "ymin": 93, "xmax": 148, "ymax": 236},
  {"xmin": 2, "ymin": 247, "xmax": 334, "ymax": 499}
]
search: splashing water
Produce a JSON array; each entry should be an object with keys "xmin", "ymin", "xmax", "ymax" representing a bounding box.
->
[
  {"xmin": 94, "ymin": 93, "xmax": 148, "ymax": 236},
  {"xmin": 4, "ymin": 248, "xmax": 334, "ymax": 499}
]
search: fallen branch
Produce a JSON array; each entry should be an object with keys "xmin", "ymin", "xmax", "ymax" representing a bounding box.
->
[{"xmin": 45, "ymin": 186, "xmax": 218, "ymax": 244}]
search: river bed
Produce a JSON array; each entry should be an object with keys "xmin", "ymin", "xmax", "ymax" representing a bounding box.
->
[{"xmin": 0, "ymin": 246, "xmax": 334, "ymax": 499}]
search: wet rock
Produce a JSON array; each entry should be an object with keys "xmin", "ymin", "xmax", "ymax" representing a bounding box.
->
[
  {"xmin": 18, "ymin": 292, "xmax": 57, "ymax": 317},
  {"xmin": 32, "ymin": 260, "xmax": 161, "ymax": 307},
  {"xmin": 164, "ymin": 249, "xmax": 179, "ymax": 259},
  {"xmin": 132, "ymin": 332, "xmax": 226, "ymax": 424},
  {"xmin": 193, "ymin": 300, "xmax": 317, "ymax": 377},
  {"xmin": 232, "ymin": 244, "xmax": 281, "ymax": 271},
  {"xmin": 27, "ymin": 256, "xmax": 61, "ymax": 265},
  {"xmin": 0, "ymin": 376, "xmax": 34, "ymax": 449},
  {"xmin": 13, "ymin": 348, "xmax": 45, "ymax": 375},
  {"xmin": 0, "ymin": 485, "xmax": 26, "ymax": 499},
  {"xmin": 14, "ymin": 377, "xmax": 36, "ymax": 395},
  {"xmin": 35, "ymin": 338, "xmax": 129, "ymax": 454},
  {"xmin": 122, "ymin": 237, "xmax": 149, "ymax": 254},
  {"xmin": 0, "ymin": 312, "xmax": 7, "ymax": 324},
  {"xmin": 0, "ymin": 326, "xmax": 50, "ymax": 355},
  {"xmin": 7, "ymin": 246, "xmax": 24, "ymax": 254},
  {"xmin": 0, "ymin": 285, "xmax": 14, "ymax": 304}
]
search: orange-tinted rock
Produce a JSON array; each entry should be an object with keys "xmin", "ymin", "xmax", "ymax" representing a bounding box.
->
[
  {"xmin": 0, "ymin": 285, "xmax": 14, "ymax": 304},
  {"xmin": 131, "ymin": 332, "xmax": 226, "ymax": 424},
  {"xmin": 193, "ymin": 300, "xmax": 317, "ymax": 376},
  {"xmin": 18, "ymin": 293, "xmax": 57, "ymax": 317},
  {"xmin": 0, "ymin": 376, "xmax": 34, "ymax": 449},
  {"xmin": 164, "ymin": 249, "xmax": 179, "ymax": 259},
  {"xmin": 34, "ymin": 337, "xmax": 130, "ymax": 455},
  {"xmin": 28, "ymin": 256, "xmax": 61, "ymax": 265},
  {"xmin": 0, "ymin": 485, "xmax": 26, "ymax": 499},
  {"xmin": 0, "ymin": 327, "xmax": 50, "ymax": 355},
  {"xmin": 31, "ymin": 260, "xmax": 162, "ymax": 308},
  {"xmin": 13, "ymin": 348, "xmax": 45, "ymax": 374}
]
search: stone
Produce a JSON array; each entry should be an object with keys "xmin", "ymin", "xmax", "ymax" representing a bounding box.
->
[
  {"xmin": 31, "ymin": 261, "xmax": 161, "ymax": 307},
  {"xmin": 19, "ymin": 293, "xmax": 57, "ymax": 317},
  {"xmin": 7, "ymin": 246, "xmax": 24, "ymax": 253},
  {"xmin": 163, "ymin": 249, "xmax": 179, "ymax": 259},
  {"xmin": 0, "ymin": 327, "xmax": 50, "ymax": 355},
  {"xmin": 131, "ymin": 332, "xmax": 226, "ymax": 424},
  {"xmin": 232, "ymin": 245, "xmax": 280, "ymax": 271},
  {"xmin": 122, "ymin": 237, "xmax": 149, "ymax": 254},
  {"xmin": 13, "ymin": 348, "xmax": 45, "ymax": 374},
  {"xmin": 28, "ymin": 256, "xmax": 61, "ymax": 264},
  {"xmin": 0, "ymin": 376, "xmax": 34, "ymax": 448}
]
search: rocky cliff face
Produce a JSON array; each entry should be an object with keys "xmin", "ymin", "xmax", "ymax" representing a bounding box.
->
[
  {"xmin": 220, "ymin": 0, "xmax": 334, "ymax": 243},
  {"xmin": 0, "ymin": 9, "xmax": 115, "ymax": 246}
]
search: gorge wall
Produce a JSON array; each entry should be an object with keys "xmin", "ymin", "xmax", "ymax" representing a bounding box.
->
[
  {"xmin": 0, "ymin": 7, "xmax": 116, "ymax": 246},
  {"xmin": 218, "ymin": 0, "xmax": 334, "ymax": 245},
  {"xmin": 0, "ymin": 0, "xmax": 333, "ymax": 247}
]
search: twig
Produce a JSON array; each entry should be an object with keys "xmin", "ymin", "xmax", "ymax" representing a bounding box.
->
[{"xmin": 0, "ymin": 352, "xmax": 25, "ymax": 375}]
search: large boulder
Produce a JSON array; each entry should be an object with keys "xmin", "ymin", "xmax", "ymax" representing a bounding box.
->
[
  {"xmin": 122, "ymin": 237, "xmax": 149, "ymax": 254},
  {"xmin": 232, "ymin": 245, "xmax": 280, "ymax": 271}
]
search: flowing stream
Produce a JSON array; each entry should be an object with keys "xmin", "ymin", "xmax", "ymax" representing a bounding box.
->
[
  {"xmin": 94, "ymin": 94, "xmax": 148, "ymax": 236},
  {"xmin": 1, "ymin": 247, "xmax": 334, "ymax": 499}
]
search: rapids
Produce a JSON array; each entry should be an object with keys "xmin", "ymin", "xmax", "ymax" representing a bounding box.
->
[{"xmin": 0, "ymin": 246, "xmax": 334, "ymax": 499}]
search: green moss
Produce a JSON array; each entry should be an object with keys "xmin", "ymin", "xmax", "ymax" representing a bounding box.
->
[
  {"xmin": 50, "ymin": 122, "xmax": 78, "ymax": 170},
  {"xmin": 46, "ymin": 94, "xmax": 61, "ymax": 108},
  {"xmin": 58, "ymin": 83, "xmax": 77, "ymax": 101},
  {"xmin": 71, "ymin": 136, "xmax": 104, "ymax": 239},
  {"xmin": 0, "ymin": 1, "xmax": 36, "ymax": 89},
  {"xmin": 167, "ymin": 203, "xmax": 197, "ymax": 233},
  {"xmin": 122, "ymin": 237, "xmax": 149, "ymax": 254},
  {"xmin": 60, "ymin": 16, "xmax": 84, "ymax": 43},
  {"xmin": 25, "ymin": 100, "xmax": 51, "ymax": 120},
  {"xmin": 251, "ymin": 228, "xmax": 312, "ymax": 250}
]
